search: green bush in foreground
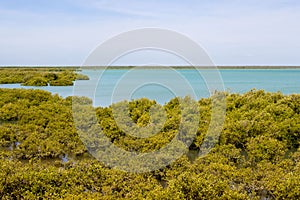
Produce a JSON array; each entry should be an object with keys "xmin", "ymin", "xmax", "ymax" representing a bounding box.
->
[{"xmin": 0, "ymin": 88, "xmax": 300, "ymax": 199}]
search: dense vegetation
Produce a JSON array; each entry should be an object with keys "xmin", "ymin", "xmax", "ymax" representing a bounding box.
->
[
  {"xmin": 0, "ymin": 88, "xmax": 300, "ymax": 199},
  {"xmin": 0, "ymin": 68, "xmax": 89, "ymax": 86}
]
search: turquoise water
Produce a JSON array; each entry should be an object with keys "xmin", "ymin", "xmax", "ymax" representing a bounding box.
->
[{"xmin": 1, "ymin": 69, "xmax": 299, "ymax": 107}]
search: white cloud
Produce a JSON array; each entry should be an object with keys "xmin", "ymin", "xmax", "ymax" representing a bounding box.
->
[{"xmin": 0, "ymin": 0, "xmax": 300, "ymax": 65}]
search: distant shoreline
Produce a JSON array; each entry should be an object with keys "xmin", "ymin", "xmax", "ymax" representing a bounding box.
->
[{"xmin": 1, "ymin": 66, "xmax": 300, "ymax": 69}]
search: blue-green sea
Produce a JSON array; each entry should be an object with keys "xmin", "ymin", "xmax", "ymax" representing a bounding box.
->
[{"xmin": 1, "ymin": 69, "xmax": 300, "ymax": 107}]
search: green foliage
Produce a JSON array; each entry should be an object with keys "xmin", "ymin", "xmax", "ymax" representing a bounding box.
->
[
  {"xmin": 0, "ymin": 67, "xmax": 89, "ymax": 86},
  {"xmin": 22, "ymin": 77, "xmax": 48, "ymax": 86},
  {"xmin": 0, "ymin": 88, "xmax": 300, "ymax": 199},
  {"xmin": 49, "ymin": 78, "xmax": 73, "ymax": 86},
  {"xmin": 75, "ymin": 73, "xmax": 90, "ymax": 80},
  {"xmin": 0, "ymin": 89, "xmax": 86, "ymax": 159}
]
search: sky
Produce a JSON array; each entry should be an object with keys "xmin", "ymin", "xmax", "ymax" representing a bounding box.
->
[{"xmin": 0, "ymin": 0, "xmax": 300, "ymax": 66}]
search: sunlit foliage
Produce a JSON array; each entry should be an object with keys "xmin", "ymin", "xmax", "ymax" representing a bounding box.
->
[
  {"xmin": 0, "ymin": 88, "xmax": 300, "ymax": 199},
  {"xmin": 0, "ymin": 67, "xmax": 89, "ymax": 86}
]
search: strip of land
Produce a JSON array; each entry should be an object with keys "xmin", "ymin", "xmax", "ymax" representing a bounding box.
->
[{"xmin": 1, "ymin": 66, "xmax": 300, "ymax": 69}]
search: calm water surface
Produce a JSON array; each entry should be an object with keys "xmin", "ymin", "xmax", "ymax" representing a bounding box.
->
[{"xmin": 1, "ymin": 69, "xmax": 299, "ymax": 107}]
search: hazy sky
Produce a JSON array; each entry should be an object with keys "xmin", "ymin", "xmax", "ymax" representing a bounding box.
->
[{"xmin": 0, "ymin": 0, "xmax": 300, "ymax": 66}]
